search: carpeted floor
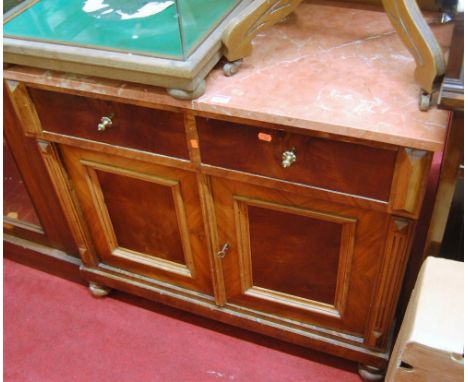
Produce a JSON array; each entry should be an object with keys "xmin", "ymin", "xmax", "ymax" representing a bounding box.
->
[{"xmin": 4, "ymin": 258, "xmax": 363, "ymax": 382}]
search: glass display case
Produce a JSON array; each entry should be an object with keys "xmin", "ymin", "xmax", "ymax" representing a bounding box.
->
[{"xmin": 3, "ymin": 0, "xmax": 302, "ymax": 98}]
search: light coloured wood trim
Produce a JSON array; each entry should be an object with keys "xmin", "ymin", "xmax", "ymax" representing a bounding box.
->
[
  {"xmin": 184, "ymin": 113, "xmax": 202, "ymax": 166},
  {"xmin": 82, "ymin": 165, "xmax": 119, "ymax": 252},
  {"xmin": 244, "ymin": 286, "xmax": 339, "ymax": 317},
  {"xmin": 233, "ymin": 195, "xmax": 356, "ymax": 318},
  {"xmin": 222, "ymin": 0, "xmax": 303, "ymax": 62},
  {"xmin": 226, "ymin": 299, "xmax": 365, "ymax": 345},
  {"xmin": 3, "ymin": 216, "xmax": 48, "ymax": 247},
  {"xmin": 365, "ymin": 217, "xmax": 413, "ymax": 348},
  {"xmin": 79, "ymin": 159, "xmax": 196, "ymax": 278},
  {"xmin": 3, "ymin": 216, "xmax": 43, "ymax": 235},
  {"xmin": 112, "ymin": 248, "xmax": 192, "ymax": 278},
  {"xmin": 390, "ymin": 148, "xmax": 432, "ymax": 217},
  {"xmin": 5, "ymin": 80, "xmax": 43, "ymax": 136},
  {"xmin": 233, "ymin": 200, "xmax": 252, "ymax": 292},
  {"xmin": 196, "ymin": 173, "xmax": 227, "ymax": 306},
  {"xmin": 36, "ymin": 140, "xmax": 97, "ymax": 266},
  {"xmin": 80, "ymin": 159, "xmax": 179, "ymax": 187},
  {"xmin": 171, "ymin": 182, "xmax": 197, "ymax": 276},
  {"xmin": 382, "ymin": 0, "xmax": 445, "ymax": 93},
  {"xmin": 334, "ymin": 217, "xmax": 356, "ymax": 317}
]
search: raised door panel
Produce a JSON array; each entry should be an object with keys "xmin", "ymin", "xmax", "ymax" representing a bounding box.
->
[
  {"xmin": 61, "ymin": 146, "xmax": 212, "ymax": 294},
  {"xmin": 212, "ymin": 177, "xmax": 390, "ymax": 336}
]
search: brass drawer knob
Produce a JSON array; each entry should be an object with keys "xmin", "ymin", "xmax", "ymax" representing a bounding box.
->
[
  {"xmin": 281, "ymin": 149, "xmax": 296, "ymax": 168},
  {"xmin": 97, "ymin": 116, "xmax": 113, "ymax": 132}
]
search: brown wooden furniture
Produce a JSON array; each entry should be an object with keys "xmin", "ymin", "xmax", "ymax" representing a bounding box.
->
[
  {"xmin": 4, "ymin": 70, "xmax": 434, "ymax": 380},
  {"xmin": 3, "ymin": 2, "xmax": 453, "ymax": 379}
]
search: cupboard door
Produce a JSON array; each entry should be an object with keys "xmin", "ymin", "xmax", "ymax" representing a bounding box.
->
[
  {"xmin": 212, "ymin": 177, "xmax": 390, "ymax": 336},
  {"xmin": 61, "ymin": 146, "xmax": 212, "ymax": 294}
]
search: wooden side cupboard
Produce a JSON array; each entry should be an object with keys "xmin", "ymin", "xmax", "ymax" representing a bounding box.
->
[{"xmin": 4, "ymin": 65, "xmax": 440, "ymax": 380}]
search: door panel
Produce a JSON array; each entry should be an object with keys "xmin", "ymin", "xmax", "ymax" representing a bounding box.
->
[
  {"xmin": 94, "ymin": 169, "xmax": 187, "ymax": 266},
  {"xmin": 247, "ymin": 202, "xmax": 349, "ymax": 306},
  {"xmin": 62, "ymin": 146, "xmax": 212, "ymax": 294},
  {"xmin": 212, "ymin": 177, "xmax": 389, "ymax": 336}
]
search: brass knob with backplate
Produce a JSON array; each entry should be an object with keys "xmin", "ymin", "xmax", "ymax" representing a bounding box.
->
[
  {"xmin": 281, "ymin": 149, "xmax": 296, "ymax": 168},
  {"xmin": 97, "ymin": 116, "xmax": 113, "ymax": 132}
]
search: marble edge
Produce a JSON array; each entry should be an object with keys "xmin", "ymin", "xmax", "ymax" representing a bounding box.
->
[
  {"xmin": 190, "ymin": 102, "xmax": 448, "ymax": 152},
  {"xmin": 4, "ymin": 66, "xmax": 448, "ymax": 152}
]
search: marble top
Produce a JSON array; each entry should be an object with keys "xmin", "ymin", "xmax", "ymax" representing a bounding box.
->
[{"xmin": 4, "ymin": 1, "xmax": 452, "ymax": 152}]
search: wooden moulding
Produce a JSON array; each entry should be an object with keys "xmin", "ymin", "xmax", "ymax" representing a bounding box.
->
[
  {"xmin": 36, "ymin": 140, "xmax": 98, "ymax": 267},
  {"xmin": 390, "ymin": 148, "xmax": 432, "ymax": 218},
  {"xmin": 197, "ymin": 174, "xmax": 227, "ymax": 305},
  {"xmin": 79, "ymin": 159, "xmax": 195, "ymax": 279},
  {"xmin": 232, "ymin": 196, "xmax": 356, "ymax": 319},
  {"xmin": 5, "ymin": 79, "xmax": 43, "ymax": 136},
  {"xmin": 365, "ymin": 217, "xmax": 414, "ymax": 349},
  {"xmin": 80, "ymin": 262, "xmax": 389, "ymax": 368}
]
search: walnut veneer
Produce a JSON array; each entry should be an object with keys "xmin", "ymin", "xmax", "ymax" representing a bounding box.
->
[{"xmin": 4, "ymin": 64, "xmax": 437, "ymax": 377}]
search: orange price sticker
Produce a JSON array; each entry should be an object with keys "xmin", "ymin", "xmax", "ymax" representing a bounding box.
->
[{"xmin": 258, "ymin": 132, "xmax": 272, "ymax": 142}]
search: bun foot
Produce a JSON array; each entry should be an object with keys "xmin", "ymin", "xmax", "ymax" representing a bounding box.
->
[
  {"xmin": 358, "ymin": 364, "xmax": 385, "ymax": 381},
  {"xmin": 89, "ymin": 282, "xmax": 111, "ymax": 298},
  {"xmin": 167, "ymin": 80, "xmax": 206, "ymax": 100}
]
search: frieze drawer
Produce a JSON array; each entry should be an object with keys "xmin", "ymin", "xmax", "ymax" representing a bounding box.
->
[
  {"xmin": 197, "ymin": 117, "xmax": 398, "ymax": 201},
  {"xmin": 28, "ymin": 88, "xmax": 189, "ymax": 160}
]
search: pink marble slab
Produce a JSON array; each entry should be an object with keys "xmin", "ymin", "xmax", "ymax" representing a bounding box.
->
[
  {"xmin": 193, "ymin": 1, "xmax": 452, "ymax": 152},
  {"xmin": 4, "ymin": 1, "xmax": 452, "ymax": 152}
]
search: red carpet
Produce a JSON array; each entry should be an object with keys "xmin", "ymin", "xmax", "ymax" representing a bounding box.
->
[{"xmin": 4, "ymin": 258, "xmax": 362, "ymax": 382}]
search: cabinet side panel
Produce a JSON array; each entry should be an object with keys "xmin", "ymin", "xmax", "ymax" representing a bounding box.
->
[{"xmin": 4, "ymin": 84, "xmax": 78, "ymax": 255}]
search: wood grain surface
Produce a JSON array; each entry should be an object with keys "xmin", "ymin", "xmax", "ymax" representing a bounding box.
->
[
  {"xmin": 29, "ymin": 88, "xmax": 189, "ymax": 159},
  {"xmin": 197, "ymin": 118, "xmax": 397, "ymax": 201}
]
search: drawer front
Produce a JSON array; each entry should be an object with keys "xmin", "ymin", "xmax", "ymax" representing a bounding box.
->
[
  {"xmin": 197, "ymin": 118, "xmax": 397, "ymax": 201},
  {"xmin": 29, "ymin": 88, "xmax": 189, "ymax": 159}
]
